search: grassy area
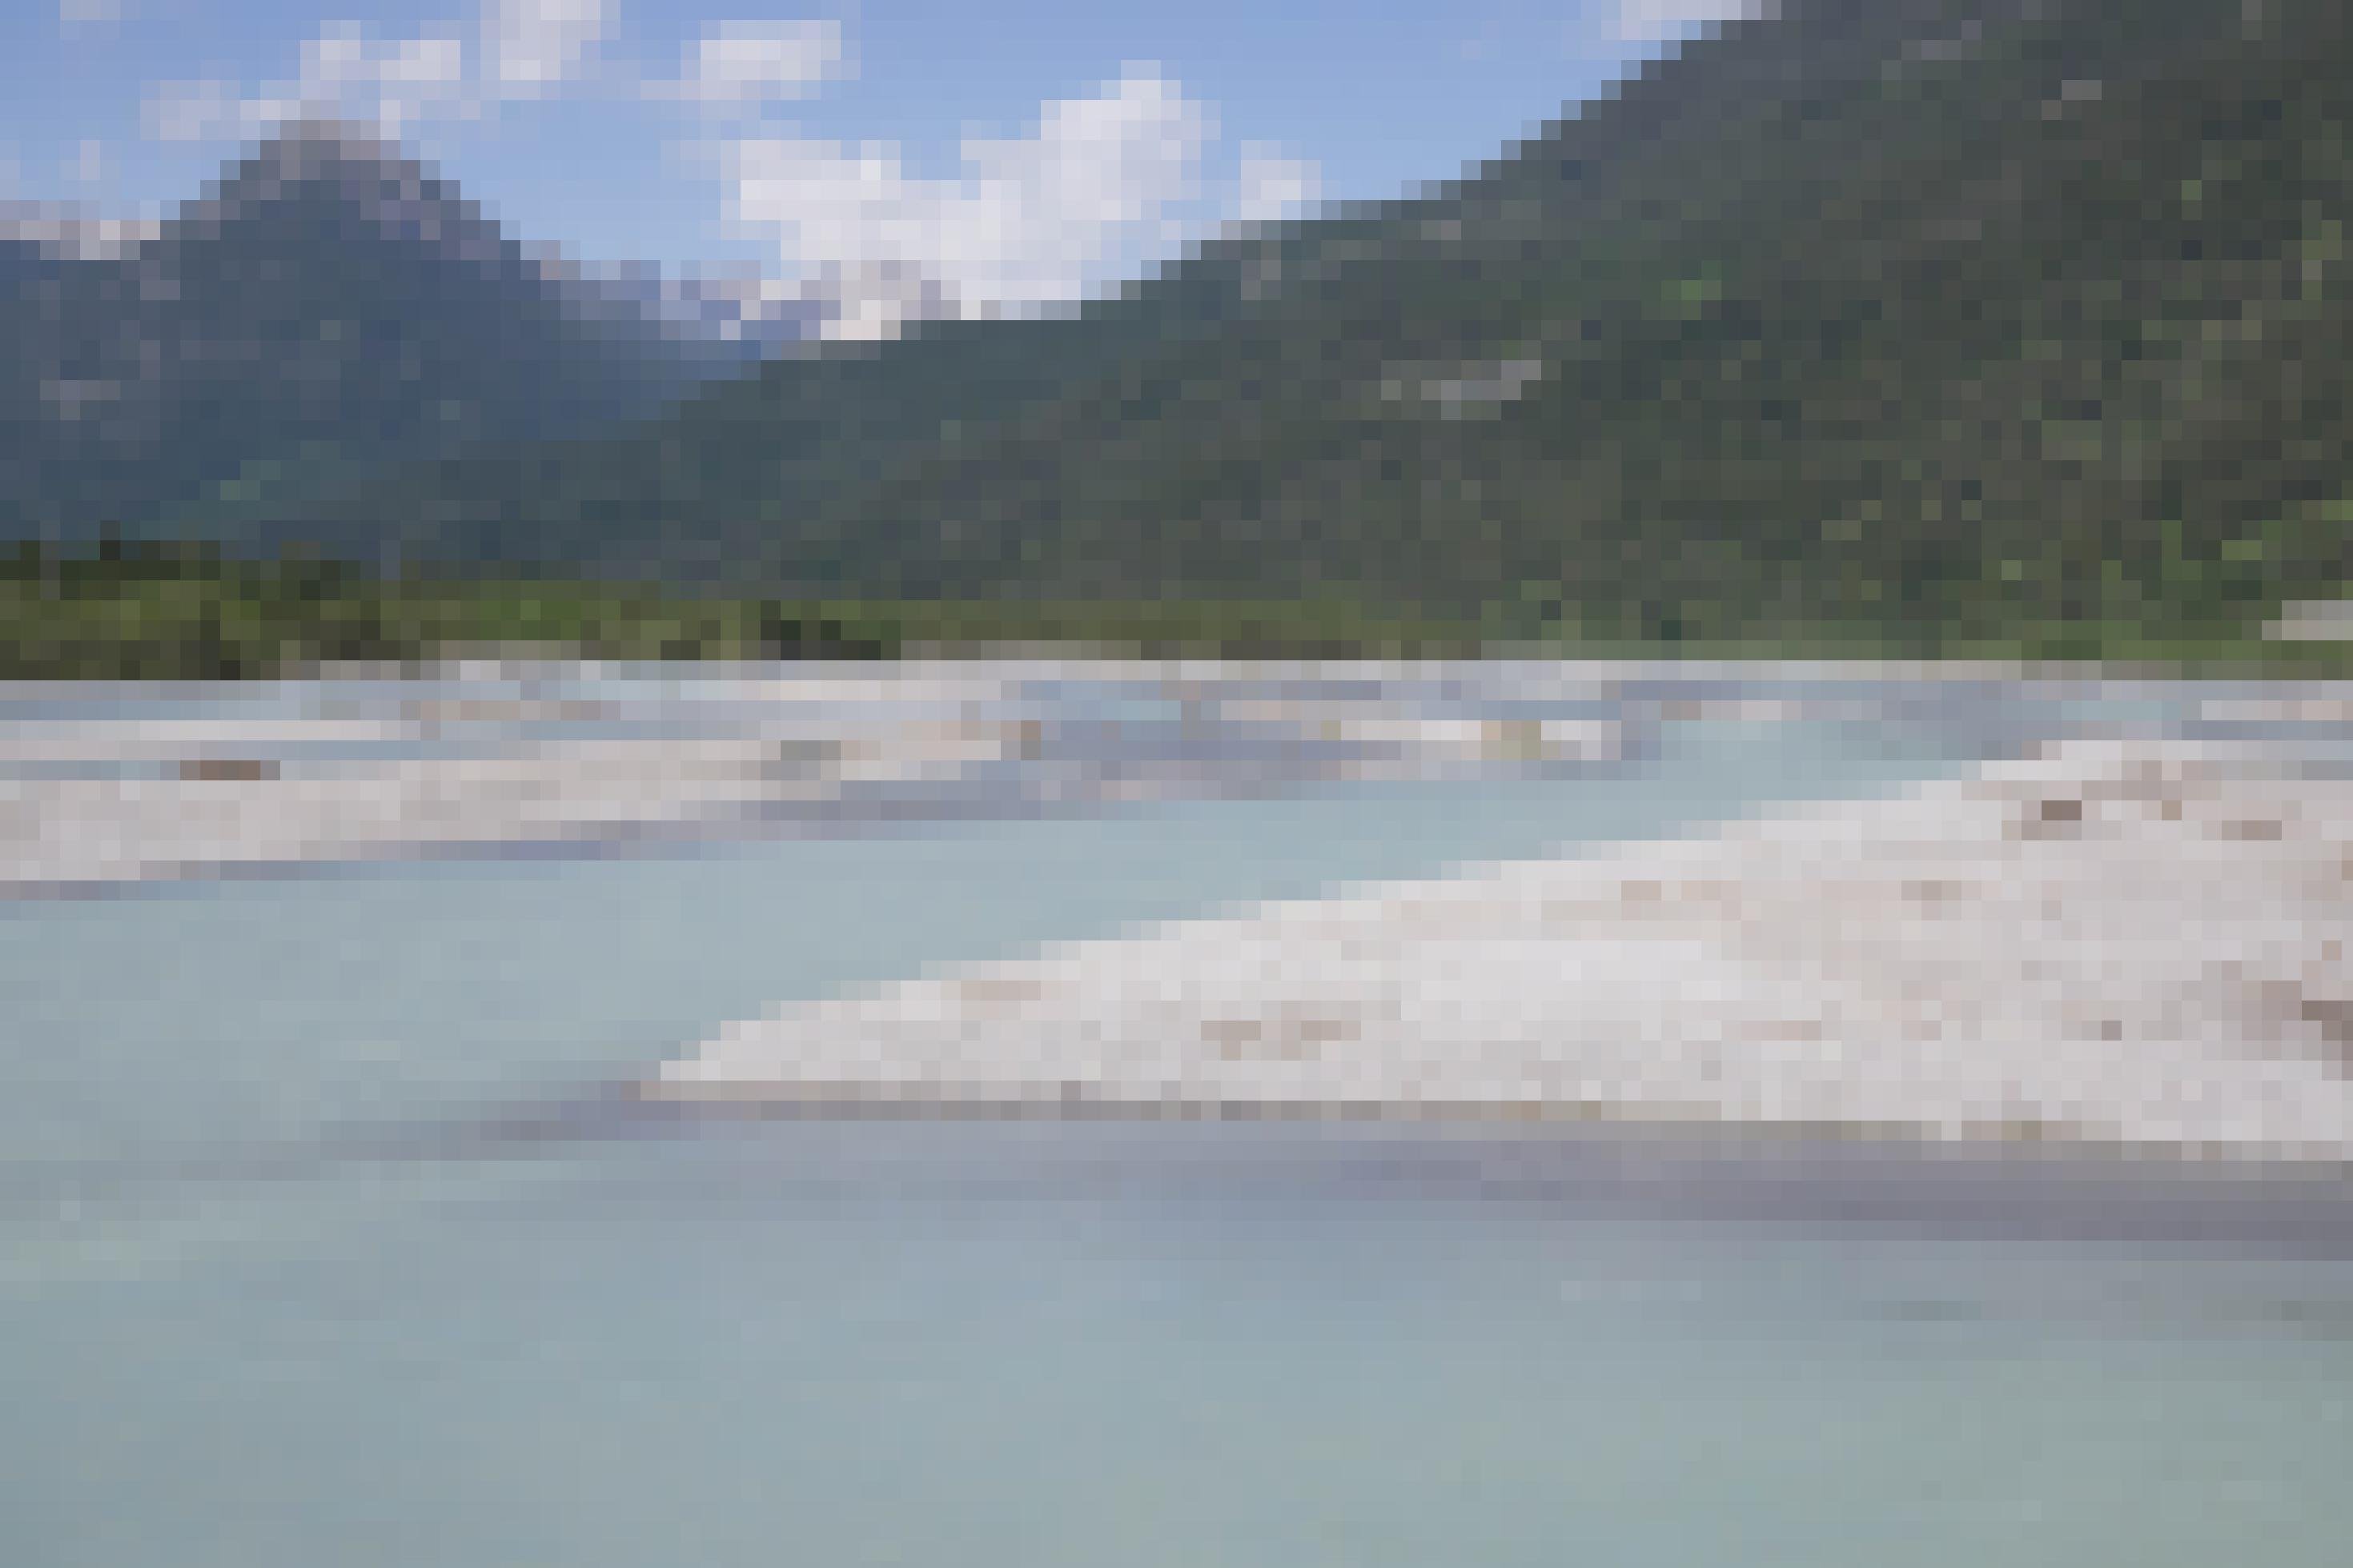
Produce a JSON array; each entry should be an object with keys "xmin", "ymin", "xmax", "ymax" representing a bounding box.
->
[
  {"xmin": 1491, "ymin": 620, "xmax": 2353, "ymax": 678},
  {"xmin": 0, "ymin": 543, "xmax": 863, "ymax": 678},
  {"xmin": 0, "ymin": 539, "xmax": 1491, "ymax": 678},
  {"xmin": 8, "ymin": 537, "xmax": 2351, "ymax": 680}
]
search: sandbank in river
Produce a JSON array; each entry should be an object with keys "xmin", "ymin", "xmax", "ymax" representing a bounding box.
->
[{"xmin": 654, "ymin": 734, "xmax": 2353, "ymax": 1164}]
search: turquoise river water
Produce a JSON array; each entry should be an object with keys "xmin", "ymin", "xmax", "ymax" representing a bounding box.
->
[{"xmin": 2, "ymin": 668, "xmax": 2349, "ymax": 1568}]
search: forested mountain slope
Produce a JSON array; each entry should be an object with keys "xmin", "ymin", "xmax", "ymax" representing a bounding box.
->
[
  {"xmin": 2, "ymin": 122, "xmax": 793, "ymax": 545},
  {"xmin": 186, "ymin": 0, "xmax": 2353, "ymax": 646}
]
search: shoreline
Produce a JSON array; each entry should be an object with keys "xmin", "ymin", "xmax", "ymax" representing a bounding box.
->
[
  {"xmin": 0, "ymin": 660, "xmax": 1710, "ymax": 892},
  {"xmin": 0, "ymin": 655, "xmax": 2276, "ymax": 895},
  {"xmin": 655, "ymin": 734, "xmax": 2353, "ymax": 1165},
  {"xmin": 417, "ymin": 1093, "xmax": 2353, "ymax": 1255}
]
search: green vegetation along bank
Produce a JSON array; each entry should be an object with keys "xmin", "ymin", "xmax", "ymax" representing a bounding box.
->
[
  {"xmin": 11, "ymin": 538, "xmax": 2353, "ymax": 680},
  {"xmin": 170, "ymin": 0, "xmax": 2353, "ymax": 662},
  {"xmin": 0, "ymin": 539, "xmax": 1507, "ymax": 679}
]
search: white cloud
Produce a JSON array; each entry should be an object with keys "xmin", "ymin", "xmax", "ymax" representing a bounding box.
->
[
  {"xmin": 143, "ymin": 78, "xmax": 279, "ymax": 145},
  {"xmin": 721, "ymin": 68, "xmax": 1227, "ymax": 339},
  {"xmin": 144, "ymin": 0, "xmax": 613, "ymax": 147},
  {"xmin": 1235, "ymin": 142, "xmax": 1320, "ymax": 225},
  {"xmin": 296, "ymin": 22, "xmax": 472, "ymax": 135},
  {"xmin": 1614, "ymin": 0, "xmax": 1769, "ymax": 43},
  {"xmin": 63, "ymin": 137, "xmax": 110, "ymax": 186},
  {"xmin": 131, "ymin": 16, "xmax": 1310, "ymax": 341},
  {"xmin": 651, "ymin": 19, "xmax": 845, "ymax": 110},
  {"xmin": 481, "ymin": 0, "xmax": 614, "ymax": 94}
]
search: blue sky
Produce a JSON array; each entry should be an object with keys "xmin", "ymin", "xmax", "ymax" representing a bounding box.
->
[{"xmin": 3, "ymin": 1, "xmax": 1751, "ymax": 327}]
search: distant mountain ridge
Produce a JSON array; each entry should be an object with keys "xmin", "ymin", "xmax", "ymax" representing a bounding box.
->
[
  {"xmin": 2, "ymin": 120, "xmax": 814, "ymax": 547},
  {"xmin": 42, "ymin": 0, "xmax": 2353, "ymax": 650}
]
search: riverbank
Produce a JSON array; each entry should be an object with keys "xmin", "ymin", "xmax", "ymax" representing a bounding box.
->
[
  {"xmin": 0, "ymin": 662, "xmax": 1652, "ymax": 891},
  {"xmin": 13, "ymin": 539, "xmax": 2353, "ymax": 678},
  {"xmin": 654, "ymin": 735, "xmax": 2353, "ymax": 1164}
]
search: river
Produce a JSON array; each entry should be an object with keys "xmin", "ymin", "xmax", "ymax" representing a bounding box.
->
[{"xmin": 4, "ymin": 664, "xmax": 2348, "ymax": 1567}]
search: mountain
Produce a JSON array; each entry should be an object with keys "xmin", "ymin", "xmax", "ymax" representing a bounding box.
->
[
  {"xmin": 525, "ymin": 254, "xmax": 829, "ymax": 366},
  {"xmin": 106, "ymin": 0, "xmax": 2353, "ymax": 646},
  {"xmin": 1, "ymin": 121, "xmax": 813, "ymax": 548}
]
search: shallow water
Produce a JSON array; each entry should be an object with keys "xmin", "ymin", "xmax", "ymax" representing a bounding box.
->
[
  {"xmin": 0, "ymin": 705, "xmax": 1968, "ymax": 1173},
  {"xmin": 4, "ymin": 669, "xmax": 2350, "ymax": 1568},
  {"xmin": 7, "ymin": 1122, "xmax": 2351, "ymax": 1568}
]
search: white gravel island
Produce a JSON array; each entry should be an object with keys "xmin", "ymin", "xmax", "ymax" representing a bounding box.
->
[{"xmin": 653, "ymin": 736, "xmax": 2353, "ymax": 1163}]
